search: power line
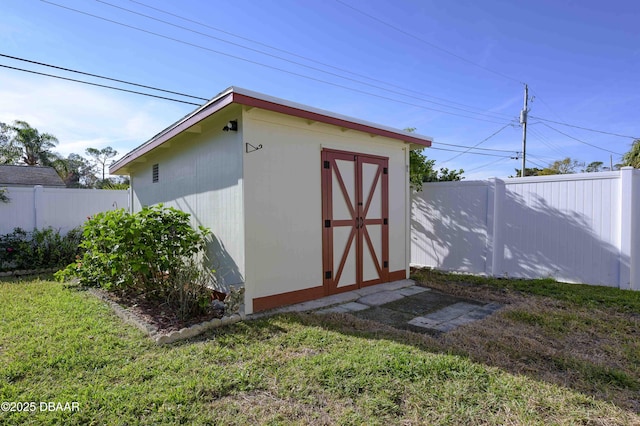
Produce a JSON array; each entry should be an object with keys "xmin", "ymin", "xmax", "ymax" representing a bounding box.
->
[
  {"xmin": 439, "ymin": 124, "xmax": 514, "ymax": 164},
  {"xmin": 465, "ymin": 157, "xmax": 513, "ymax": 173},
  {"xmin": 94, "ymin": 0, "xmax": 513, "ymax": 122},
  {"xmin": 429, "ymin": 146, "xmax": 513, "ymax": 158},
  {"xmin": 0, "ymin": 53, "xmax": 208, "ymax": 101},
  {"xmin": 0, "ymin": 64, "xmax": 202, "ymax": 106},
  {"xmin": 530, "ymin": 115, "xmax": 638, "ymax": 139},
  {"xmin": 433, "ymin": 141, "xmax": 517, "ymax": 153},
  {"xmin": 528, "ymin": 127, "xmax": 573, "ymax": 159},
  {"xmin": 334, "ymin": 0, "xmax": 524, "ymax": 85},
  {"xmin": 41, "ymin": 0, "xmax": 512, "ymax": 125},
  {"xmin": 540, "ymin": 123, "xmax": 623, "ymax": 156},
  {"xmin": 3, "ymin": 58, "xmax": 523, "ymax": 159},
  {"xmin": 128, "ymin": 0, "xmax": 515, "ymax": 119}
]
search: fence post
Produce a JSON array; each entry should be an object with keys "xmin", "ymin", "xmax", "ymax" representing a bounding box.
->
[
  {"xmin": 33, "ymin": 185, "xmax": 44, "ymax": 230},
  {"xmin": 620, "ymin": 167, "xmax": 634, "ymax": 290},
  {"xmin": 485, "ymin": 178, "xmax": 505, "ymax": 277}
]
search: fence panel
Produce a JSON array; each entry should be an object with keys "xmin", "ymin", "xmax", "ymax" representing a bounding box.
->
[
  {"xmin": 411, "ymin": 169, "xmax": 639, "ymax": 290},
  {"xmin": 0, "ymin": 186, "xmax": 129, "ymax": 234},
  {"xmin": 411, "ymin": 181, "xmax": 490, "ymax": 274}
]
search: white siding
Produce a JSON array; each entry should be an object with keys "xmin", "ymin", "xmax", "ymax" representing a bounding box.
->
[
  {"xmin": 128, "ymin": 105, "xmax": 245, "ymax": 289},
  {"xmin": 242, "ymin": 108, "xmax": 410, "ymax": 312},
  {"xmin": 0, "ymin": 186, "xmax": 128, "ymax": 234}
]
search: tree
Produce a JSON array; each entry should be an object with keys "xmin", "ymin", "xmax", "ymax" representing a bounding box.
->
[
  {"xmin": 86, "ymin": 146, "xmax": 118, "ymax": 181},
  {"xmin": 406, "ymin": 128, "xmax": 464, "ymax": 191},
  {"xmin": 510, "ymin": 167, "xmax": 543, "ymax": 178},
  {"xmin": 10, "ymin": 120, "xmax": 59, "ymax": 166},
  {"xmin": 583, "ymin": 161, "xmax": 604, "ymax": 173},
  {"xmin": 538, "ymin": 157, "xmax": 582, "ymax": 175},
  {"xmin": 622, "ymin": 139, "xmax": 640, "ymax": 168},
  {"xmin": 0, "ymin": 122, "xmax": 23, "ymax": 164},
  {"xmin": 53, "ymin": 153, "xmax": 97, "ymax": 188}
]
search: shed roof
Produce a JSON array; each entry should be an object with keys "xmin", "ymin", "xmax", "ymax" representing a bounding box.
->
[
  {"xmin": 0, "ymin": 165, "xmax": 66, "ymax": 187},
  {"xmin": 111, "ymin": 86, "xmax": 433, "ymax": 174}
]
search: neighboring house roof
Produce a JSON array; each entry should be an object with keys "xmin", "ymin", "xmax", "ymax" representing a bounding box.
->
[
  {"xmin": 0, "ymin": 165, "xmax": 66, "ymax": 187},
  {"xmin": 111, "ymin": 86, "xmax": 433, "ymax": 174}
]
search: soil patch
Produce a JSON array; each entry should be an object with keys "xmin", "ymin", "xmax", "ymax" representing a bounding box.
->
[{"xmin": 91, "ymin": 288, "xmax": 223, "ymax": 333}]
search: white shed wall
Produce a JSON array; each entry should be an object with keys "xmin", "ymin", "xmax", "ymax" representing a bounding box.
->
[
  {"xmin": 129, "ymin": 107, "xmax": 245, "ymax": 288},
  {"xmin": 242, "ymin": 108, "xmax": 410, "ymax": 312}
]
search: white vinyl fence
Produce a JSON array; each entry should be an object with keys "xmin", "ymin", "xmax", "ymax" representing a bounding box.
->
[
  {"xmin": 0, "ymin": 185, "xmax": 130, "ymax": 235},
  {"xmin": 411, "ymin": 167, "xmax": 639, "ymax": 290}
]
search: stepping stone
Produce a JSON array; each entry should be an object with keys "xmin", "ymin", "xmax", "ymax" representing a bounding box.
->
[
  {"xmin": 358, "ymin": 290, "xmax": 406, "ymax": 306},
  {"xmin": 340, "ymin": 302, "xmax": 370, "ymax": 312},
  {"xmin": 398, "ymin": 286, "xmax": 430, "ymax": 297}
]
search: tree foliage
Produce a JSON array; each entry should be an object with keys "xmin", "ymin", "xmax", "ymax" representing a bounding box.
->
[
  {"xmin": 0, "ymin": 122, "xmax": 23, "ymax": 165},
  {"xmin": 409, "ymin": 148, "xmax": 464, "ymax": 190},
  {"xmin": 10, "ymin": 120, "xmax": 59, "ymax": 166},
  {"xmin": 622, "ymin": 139, "xmax": 640, "ymax": 169},
  {"xmin": 1, "ymin": 120, "xmax": 125, "ymax": 189},
  {"xmin": 538, "ymin": 157, "xmax": 582, "ymax": 175},
  {"xmin": 86, "ymin": 146, "xmax": 118, "ymax": 181}
]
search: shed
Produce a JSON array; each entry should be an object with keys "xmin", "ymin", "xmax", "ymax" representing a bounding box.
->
[
  {"xmin": 0, "ymin": 165, "xmax": 66, "ymax": 187},
  {"xmin": 110, "ymin": 87, "xmax": 432, "ymax": 314}
]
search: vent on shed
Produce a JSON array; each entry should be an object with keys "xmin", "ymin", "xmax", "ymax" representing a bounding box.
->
[{"xmin": 152, "ymin": 163, "xmax": 159, "ymax": 183}]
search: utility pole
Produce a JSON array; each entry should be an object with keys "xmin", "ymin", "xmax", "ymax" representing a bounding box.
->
[{"xmin": 520, "ymin": 84, "xmax": 529, "ymax": 177}]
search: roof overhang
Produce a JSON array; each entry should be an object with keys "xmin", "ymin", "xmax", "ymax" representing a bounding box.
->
[{"xmin": 111, "ymin": 86, "xmax": 433, "ymax": 174}]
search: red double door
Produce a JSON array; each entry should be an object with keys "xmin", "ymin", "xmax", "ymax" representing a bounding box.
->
[{"xmin": 321, "ymin": 149, "xmax": 389, "ymax": 295}]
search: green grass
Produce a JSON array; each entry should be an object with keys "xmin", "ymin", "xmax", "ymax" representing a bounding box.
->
[
  {"xmin": 1, "ymin": 276, "xmax": 639, "ymax": 424},
  {"xmin": 413, "ymin": 269, "xmax": 640, "ymax": 313}
]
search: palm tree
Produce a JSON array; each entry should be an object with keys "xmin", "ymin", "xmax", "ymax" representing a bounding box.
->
[
  {"xmin": 622, "ymin": 139, "xmax": 640, "ymax": 169},
  {"xmin": 11, "ymin": 120, "xmax": 59, "ymax": 166}
]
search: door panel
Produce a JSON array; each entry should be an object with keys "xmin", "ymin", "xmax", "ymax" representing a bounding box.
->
[{"xmin": 322, "ymin": 149, "xmax": 389, "ymax": 295}]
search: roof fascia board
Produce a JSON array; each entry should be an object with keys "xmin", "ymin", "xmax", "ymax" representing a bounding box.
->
[
  {"xmin": 231, "ymin": 91, "xmax": 432, "ymax": 147},
  {"xmin": 111, "ymin": 91, "xmax": 234, "ymax": 173},
  {"xmin": 111, "ymin": 87, "xmax": 432, "ymax": 174}
]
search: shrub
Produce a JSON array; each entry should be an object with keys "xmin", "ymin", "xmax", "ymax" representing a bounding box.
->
[
  {"xmin": 56, "ymin": 205, "xmax": 216, "ymax": 319},
  {"xmin": 0, "ymin": 227, "xmax": 82, "ymax": 272}
]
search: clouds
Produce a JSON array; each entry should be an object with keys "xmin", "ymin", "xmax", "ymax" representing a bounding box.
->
[{"xmin": 0, "ymin": 69, "xmax": 192, "ymax": 159}]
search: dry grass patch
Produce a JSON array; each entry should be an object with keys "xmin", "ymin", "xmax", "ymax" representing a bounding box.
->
[{"xmin": 412, "ymin": 269, "xmax": 640, "ymax": 413}]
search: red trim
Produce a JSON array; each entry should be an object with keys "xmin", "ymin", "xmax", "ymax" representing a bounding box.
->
[
  {"xmin": 252, "ymin": 269, "xmax": 407, "ymax": 312},
  {"xmin": 233, "ymin": 93, "xmax": 431, "ymax": 147},
  {"xmin": 253, "ymin": 285, "xmax": 325, "ymax": 312},
  {"xmin": 112, "ymin": 89, "xmax": 432, "ymax": 174},
  {"xmin": 388, "ymin": 269, "xmax": 407, "ymax": 281},
  {"xmin": 322, "ymin": 149, "xmax": 390, "ymax": 295}
]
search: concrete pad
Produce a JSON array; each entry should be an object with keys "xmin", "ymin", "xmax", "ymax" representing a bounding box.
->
[
  {"xmin": 316, "ymin": 305, "xmax": 351, "ymax": 314},
  {"xmin": 358, "ymin": 290, "xmax": 406, "ymax": 307},
  {"xmin": 275, "ymin": 291, "xmax": 358, "ymax": 313},
  {"xmin": 340, "ymin": 302, "xmax": 370, "ymax": 312},
  {"xmin": 422, "ymin": 302, "xmax": 479, "ymax": 322},
  {"xmin": 408, "ymin": 316, "xmax": 441, "ymax": 329},
  {"xmin": 398, "ymin": 286, "xmax": 430, "ymax": 297}
]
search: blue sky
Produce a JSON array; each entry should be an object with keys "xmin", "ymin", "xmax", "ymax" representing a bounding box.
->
[{"xmin": 1, "ymin": 0, "xmax": 638, "ymax": 179}]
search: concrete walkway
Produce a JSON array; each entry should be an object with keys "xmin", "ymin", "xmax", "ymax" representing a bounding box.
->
[{"xmin": 265, "ymin": 279, "xmax": 501, "ymax": 334}]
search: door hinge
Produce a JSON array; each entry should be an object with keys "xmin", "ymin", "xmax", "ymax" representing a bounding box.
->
[
  {"xmin": 324, "ymin": 220, "xmax": 331, "ymax": 228},
  {"xmin": 383, "ymin": 167, "xmax": 388, "ymax": 174},
  {"xmin": 383, "ymin": 218, "xmax": 388, "ymax": 225},
  {"xmin": 383, "ymin": 261, "xmax": 388, "ymax": 268},
  {"xmin": 323, "ymin": 160, "xmax": 330, "ymax": 169},
  {"xmin": 325, "ymin": 271, "xmax": 332, "ymax": 279}
]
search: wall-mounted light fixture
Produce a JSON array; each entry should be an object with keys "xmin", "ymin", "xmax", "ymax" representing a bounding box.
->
[{"xmin": 223, "ymin": 120, "xmax": 238, "ymax": 132}]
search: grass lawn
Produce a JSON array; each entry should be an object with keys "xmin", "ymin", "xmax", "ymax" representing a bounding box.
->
[{"xmin": 1, "ymin": 274, "xmax": 639, "ymax": 425}]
